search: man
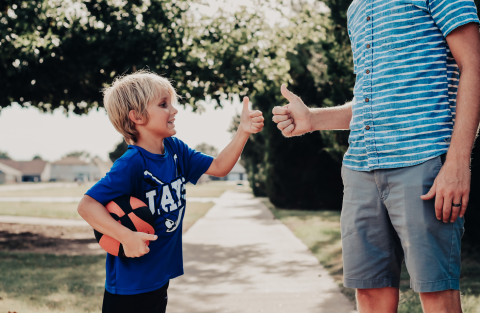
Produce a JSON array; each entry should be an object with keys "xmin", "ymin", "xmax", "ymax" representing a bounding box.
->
[{"xmin": 272, "ymin": 0, "xmax": 480, "ymax": 311}]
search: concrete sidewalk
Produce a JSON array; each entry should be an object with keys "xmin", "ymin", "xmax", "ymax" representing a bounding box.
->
[{"xmin": 168, "ymin": 191, "xmax": 355, "ymax": 313}]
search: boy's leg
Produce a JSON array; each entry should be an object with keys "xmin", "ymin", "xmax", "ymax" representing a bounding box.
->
[
  {"xmin": 340, "ymin": 166, "xmax": 404, "ymax": 310},
  {"xmin": 102, "ymin": 281, "xmax": 169, "ymax": 313},
  {"xmin": 383, "ymin": 155, "xmax": 463, "ymax": 312}
]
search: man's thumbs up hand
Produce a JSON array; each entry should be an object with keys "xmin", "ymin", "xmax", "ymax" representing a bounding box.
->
[
  {"xmin": 239, "ymin": 96, "xmax": 264, "ymax": 134},
  {"xmin": 272, "ymin": 84, "xmax": 312, "ymax": 137}
]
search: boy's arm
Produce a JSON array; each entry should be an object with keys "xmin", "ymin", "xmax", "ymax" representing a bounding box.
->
[
  {"xmin": 205, "ymin": 97, "xmax": 264, "ymax": 177},
  {"xmin": 77, "ymin": 195, "xmax": 157, "ymax": 257}
]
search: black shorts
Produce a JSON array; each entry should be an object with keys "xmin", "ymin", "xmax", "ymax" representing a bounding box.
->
[{"xmin": 102, "ymin": 281, "xmax": 169, "ymax": 313}]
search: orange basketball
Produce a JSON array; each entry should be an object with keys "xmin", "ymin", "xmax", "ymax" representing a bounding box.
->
[{"xmin": 94, "ymin": 196, "xmax": 155, "ymax": 257}]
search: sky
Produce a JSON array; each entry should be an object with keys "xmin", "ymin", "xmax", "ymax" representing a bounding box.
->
[
  {"xmin": 0, "ymin": 0, "xmax": 285, "ymax": 162},
  {"xmin": 0, "ymin": 100, "xmax": 243, "ymax": 162}
]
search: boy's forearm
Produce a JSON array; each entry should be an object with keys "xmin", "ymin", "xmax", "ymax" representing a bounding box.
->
[
  {"xmin": 310, "ymin": 101, "xmax": 353, "ymax": 131},
  {"xmin": 205, "ymin": 129, "xmax": 250, "ymax": 177},
  {"xmin": 77, "ymin": 195, "xmax": 132, "ymax": 242}
]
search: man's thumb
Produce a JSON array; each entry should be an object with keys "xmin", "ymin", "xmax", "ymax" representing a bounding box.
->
[
  {"xmin": 242, "ymin": 96, "xmax": 249, "ymax": 112},
  {"xmin": 420, "ymin": 182, "xmax": 436, "ymax": 200},
  {"xmin": 141, "ymin": 233, "xmax": 158, "ymax": 242},
  {"xmin": 281, "ymin": 84, "xmax": 295, "ymax": 102}
]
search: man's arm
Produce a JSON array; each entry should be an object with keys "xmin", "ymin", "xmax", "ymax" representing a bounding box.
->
[
  {"xmin": 421, "ymin": 23, "xmax": 480, "ymax": 223},
  {"xmin": 205, "ymin": 97, "xmax": 264, "ymax": 177},
  {"xmin": 272, "ymin": 84, "xmax": 352, "ymax": 137}
]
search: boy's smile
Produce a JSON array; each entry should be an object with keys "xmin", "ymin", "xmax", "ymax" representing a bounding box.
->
[{"xmin": 144, "ymin": 91, "xmax": 178, "ymax": 139}]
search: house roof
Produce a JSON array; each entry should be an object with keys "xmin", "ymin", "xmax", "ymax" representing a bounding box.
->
[
  {"xmin": 0, "ymin": 159, "xmax": 48, "ymax": 175},
  {"xmin": 52, "ymin": 156, "xmax": 89, "ymax": 166},
  {"xmin": 230, "ymin": 162, "xmax": 246, "ymax": 174},
  {"xmin": 0, "ymin": 161, "xmax": 22, "ymax": 176}
]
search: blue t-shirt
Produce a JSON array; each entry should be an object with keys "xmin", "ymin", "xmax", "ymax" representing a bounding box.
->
[{"xmin": 86, "ymin": 137, "xmax": 214, "ymax": 295}]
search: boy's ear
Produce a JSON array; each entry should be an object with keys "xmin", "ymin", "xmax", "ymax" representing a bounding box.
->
[{"xmin": 128, "ymin": 110, "xmax": 145, "ymax": 125}]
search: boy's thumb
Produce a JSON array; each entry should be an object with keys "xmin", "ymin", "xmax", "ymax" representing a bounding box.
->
[
  {"xmin": 242, "ymin": 96, "xmax": 249, "ymax": 112},
  {"xmin": 141, "ymin": 233, "xmax": 158, "ymax": 242}
]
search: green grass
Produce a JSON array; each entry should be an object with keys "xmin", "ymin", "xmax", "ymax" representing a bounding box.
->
[
  {"xmin": 0, "ymin": 185, "xmax": 92, "ymax": 198},
  {"xmin": 0, "ymin": 202, "xmax": 215, "ymax": 312},
  {"xmin": 264, "ymin": 199, "xmax": 480, "ymax": 312},
  {"xmin": 0, "ymin": 253, "xmax": 105, "ymax": 313},
  {"xmin": 0, "ymin": 181, "xmax": 243, "ymax": 198},
  {"xmin": 0, "ymin": 202, "xmax": 83, "ymax": 219},
  {"xmin": 0, "ymin": 201, "xmax": 214, "ymax": 223}
]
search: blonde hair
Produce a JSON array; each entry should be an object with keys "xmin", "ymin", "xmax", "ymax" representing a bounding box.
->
[{"xmin": 103, "ymin": 70, "xmax": 179, "ymax": 144}]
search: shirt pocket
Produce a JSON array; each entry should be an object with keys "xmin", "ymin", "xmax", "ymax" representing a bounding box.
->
[{"xmin": 375, "ymin": 4, "xmax": 418, "ymax": 52}]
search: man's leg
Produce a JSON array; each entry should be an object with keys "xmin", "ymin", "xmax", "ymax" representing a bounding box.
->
[
  {"xmin": 357, "ymin": 287, "xmax": 399, "ymax": 313},
  {"xmin": 340, "ymin": 166, "xmax": 404, "ymax": 311},
  {"xmin": 383, "ymin": 156, "xmax": 464, "ymax": 312},
  {"xmin": 420, "ymin": 290, "xmax": 462, "ymax": 313}
]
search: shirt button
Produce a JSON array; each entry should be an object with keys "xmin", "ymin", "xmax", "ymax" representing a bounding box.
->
[
  {"xmin": 367, "ymin": 16, "xmax": 371, "ymax": 21},
  {"xmin": 366, "ymin": 44, "xmax": 370, "ymax": 48},
  {"xmin": 366, "ymin": 69, "xmax": 370, "ymax": 74},
  {"xmin": 365, "ymin": 98, "xmax": 369, "ymax": 102},
  {"xmin": 365, "ymin": 126, "xmax": 370, "ymax": 130}
]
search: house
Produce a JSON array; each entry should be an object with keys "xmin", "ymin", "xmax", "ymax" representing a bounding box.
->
[
  {"xmin": 0, "ymin": 159, "xmax": 51, "ymax": 182},
  {"xmin": 0, "ymin": 161, "xmax": 22, "ymax": 184},
  {"xmin": 50, "ymin": 156, "xmax": 112, "ymax": 182},
  {"xmin": 210, "ymin": 162, "xmax": 248, "ymax": 181}
]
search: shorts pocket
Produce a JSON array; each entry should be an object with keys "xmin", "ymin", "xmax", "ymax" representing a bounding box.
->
[{"xmin": 376, "ymin": 4, "xmax": 418, "ymax": 52}]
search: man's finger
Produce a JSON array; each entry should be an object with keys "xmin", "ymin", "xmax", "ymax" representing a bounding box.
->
[
  {"xmin": 249, "ymin": 111, "xmax": 262, "ymax": 118},
  {"xmin": 243, "ymin": 96, "xmax": 249, "ymax": 111},
  {"xmin": 272, "ymin": 115, "xmax": 290, "ymax": 123},
  {"xmin": 272, "ymin": 105, "xmax": 289, "ymax": 115},
  {"xmin": 282, "ymin": 123, "xmax": 295, "ymax": 137},
  {"xmin": 277, "ymin": 119, "xmax": 293, "ymax": 130},
  {"xmin": 435, "ymin": 192, "xmax": 444, "ymax": 221},
  {"xmin": 420, "ymin": 180, "xmax": 437, "ymax": 200},
  {"xmin": 281, "ymin": 84, "xmax": 298, "ymax": 102},
  {"xmin": 450, "ymin": 195, "xmax": 462, "ymax": 222},
  {"xmin": 252, "ymin": 116, "xmax": 264, "ymax": 123},
  {"xmin": 460, "ymin": 194, "xmax": 469, "ymax": 218},
  {"xmin": 442, "ymin": 194, "xmax": 453, "ymax": 223}
]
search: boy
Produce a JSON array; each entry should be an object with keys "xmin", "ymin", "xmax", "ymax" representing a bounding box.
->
[{"xmin": 77, "ymin": 71, "xmax": 264, "ymax": 313}]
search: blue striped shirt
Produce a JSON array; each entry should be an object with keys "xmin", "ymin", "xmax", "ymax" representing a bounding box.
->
[{"xmin": 344, "ymin": 0, "xmax": 479, "ymax": 171}]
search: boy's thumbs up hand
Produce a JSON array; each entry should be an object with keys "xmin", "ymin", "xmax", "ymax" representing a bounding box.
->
[{"xmin": 239, "ymin": 96, "xmax": 264, "ymax": 134}]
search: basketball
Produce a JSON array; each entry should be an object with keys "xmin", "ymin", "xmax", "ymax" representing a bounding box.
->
[{"xmin": 94, "ymin": 195, "xmax": 155, "ymax": 257}]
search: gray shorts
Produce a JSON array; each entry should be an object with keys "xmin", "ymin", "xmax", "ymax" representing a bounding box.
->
[{"xmin": 341, "ymin": 155, "xmax": 464, "ymax": 293}]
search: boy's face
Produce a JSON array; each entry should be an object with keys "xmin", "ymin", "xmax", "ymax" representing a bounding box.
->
[{"xmin": 144, "ymin": 90, "xmax": 178, "ymax": 138}]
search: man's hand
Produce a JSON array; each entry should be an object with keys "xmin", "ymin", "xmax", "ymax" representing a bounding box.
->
[
  {"xmin": 122, "ymin": 231, "xmax": 158, "ymax": 258},
  {"xmin": 272, "ymin": 84, "xmax": 312, "ymax": 137},
  {"xmin": 421, "ymin": 160, "xmax": 471, "ymax": 223},
  {"xmin": 239, "ymin": 96, "xmax": 264, "ymax": 134}
]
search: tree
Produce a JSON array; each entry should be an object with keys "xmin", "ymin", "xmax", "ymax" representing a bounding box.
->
[
  {"xmin": 194, "ymin": 143, "xmax": 218, "ymax": 157},
  {"xmin": 109, "ymin": 140, "xmax": 128, "ymax": 162},
  {"xmin": 32, "ymin": 154, "xmax": 42, "ymax": 160},
  {"xmin": 65, "ymin": 150, "xmax": 90, "ymax": 158},
  {"xmin": 0, "ymin": 150, "xmax": 11, "ymax": 159}
]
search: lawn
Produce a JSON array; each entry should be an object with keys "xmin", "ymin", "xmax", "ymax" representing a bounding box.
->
[
  {"xmin": 0, "ymin": 202, "xmax": 214, "ymax": 313},
  {"xmin": 264, "ymin": 200, "xmax": 480, "ymax": 313},
  {"xmin": 0, "ymin": 201, "xmax": 214, "ymax": 224},
  {"xmin": 0, "ymin": 181, "xmax": 245, "ymax": 198},
  {"xmin": 0, "ymin": 253, "xmax": 105, "ymax": 313}
]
